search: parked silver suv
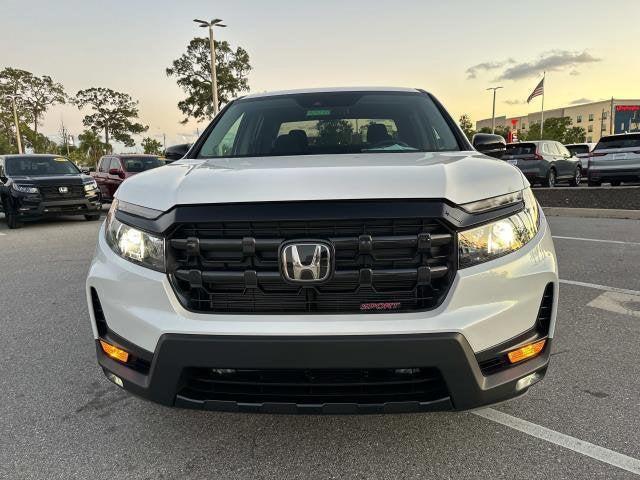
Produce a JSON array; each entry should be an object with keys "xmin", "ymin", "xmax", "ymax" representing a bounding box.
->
[{"xmin": 588, "ymin": 133, "xmax": 640, "ymax": 186}]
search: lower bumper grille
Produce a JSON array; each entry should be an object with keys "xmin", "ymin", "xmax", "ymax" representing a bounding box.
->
[{"xmin": 180, "ymin": 367, "xmax": 449, "ymax": 406}]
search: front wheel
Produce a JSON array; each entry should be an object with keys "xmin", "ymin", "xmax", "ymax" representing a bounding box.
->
[
  {"xmin": 569, "ymin": 167, "xmax": 581, "ymax": 187},
  {"xmin": 542, "ymin": 168, "xmax": 556, "ymax": 188}
]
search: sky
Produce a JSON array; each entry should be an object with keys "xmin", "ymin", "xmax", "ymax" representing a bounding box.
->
[{"xmin": 1, "ymin": 0, "xmax": 638, "ymax": 151}]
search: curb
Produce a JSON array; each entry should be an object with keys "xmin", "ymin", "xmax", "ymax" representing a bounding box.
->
[{"xmin": 543, "ymin": 207, "xmax": 640, "ymax": 220}]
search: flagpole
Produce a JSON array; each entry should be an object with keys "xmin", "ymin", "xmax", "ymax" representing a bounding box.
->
[{"xmin": 540, "ymin": 71, "xmax": 546, "ymax": 138}]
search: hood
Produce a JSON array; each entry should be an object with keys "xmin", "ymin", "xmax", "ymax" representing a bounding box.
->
[
  {"xmin": 116, "ymin": 152, "xmax": 527, "ymax": 212},
  {"xmin": 9, "ymin": 174, "xmax": 88, "ymax": 185}
]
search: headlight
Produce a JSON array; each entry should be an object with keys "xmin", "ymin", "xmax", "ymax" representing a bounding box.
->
[
  {"xmin": 84, "ymin": 179, "xmax": 98, "ymax": 192},
  {"xmin": 104, "ymin": 200, "xmax": 165, "ymax": 271},
  {"xmin": 458, "ymin": 188, "xmax": 540, "ymax": 268},
  {"xmin": 12, "ymin": 184, "xmax": 39, "ymax": 194}
]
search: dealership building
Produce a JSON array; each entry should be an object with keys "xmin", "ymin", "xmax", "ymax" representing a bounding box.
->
[{"xmin": 476, "ymin": 98, "xmax": 640, "ymax": 143}]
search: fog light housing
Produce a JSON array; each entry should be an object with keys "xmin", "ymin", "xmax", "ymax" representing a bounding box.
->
[
  {"xmin": 507, "ymin": 339, "xmax": 546, "ymax": 364},
  {"xmin": 99, "ymin": 340, "xmax": 130, "ymax": 363},
  {"xmin": 106, "ymin": 372, "xmax": 124, "ymax": 388},
  {"xmin": 515, "ymin": 372, "xmax": 542, "ymax": 391}
]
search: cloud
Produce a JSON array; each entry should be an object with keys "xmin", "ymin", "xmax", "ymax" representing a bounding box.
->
[
  {"xmin": 496, "ymin": 50, "xmax": 601, "ymax": 81},
  {"xmin": 504, "ymin": 98, "xmax": 524, "ymax": 105},
  {"xmin": 466, "ymin": 59, "xmax": 514, "ymax": 79},
  {"xmin": 570, "ymin": 98, "xmax": 592, "ymax": 105}
]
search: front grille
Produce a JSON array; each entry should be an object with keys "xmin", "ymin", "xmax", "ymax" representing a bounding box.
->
[
  {"xmin": 39, "ymin": 184, "xmax": 85, "ymax": 200},
  {"xmin": 179, "ymin": 367, "xmax": 449, "ymax": 406},
  {"xmin": 167, "ymin": 212, "xmax": 456, "ymax": 313}
]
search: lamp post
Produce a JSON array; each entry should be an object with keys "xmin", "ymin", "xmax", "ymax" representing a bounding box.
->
[
  {"xmin": 487, "ymin": 86, "xmax": 503, "ymax": 134},
  {"xmin": 193, "ymin": 18, "xmax": 227, "ymax": 116}
]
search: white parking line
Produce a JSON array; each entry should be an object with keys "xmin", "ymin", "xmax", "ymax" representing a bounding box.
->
[
  {"xmin": 560, "ymin": 279, "xmax": 640, "ymax": 297},
  {"xmin": 553, "ymin": 235, "xmax": 640, "ymax": 246},
  {"xmin": 588, "ymin": 291, "xmax": 640, "ymax": 318},
  {"xmin": 473, "ymin": 408, "xmax": 640, "ymax": 475}
]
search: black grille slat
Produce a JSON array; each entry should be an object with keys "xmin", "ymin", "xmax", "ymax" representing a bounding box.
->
[
  {"xmin": 39, "ymin": 184, "xmax": 85, "ymax": 200},
  {"xmin": 167, "ymin": 211, "xmax": 456, "ymax": 313},
  {"xmin": 180, "ymin": 367, "xmax": 449, "ymax": 405}
]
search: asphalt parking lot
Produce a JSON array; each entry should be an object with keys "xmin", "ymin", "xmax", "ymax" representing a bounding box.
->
[{"xmin": 1, "ymin": 211, "xmax": 639, "ymax": 479}]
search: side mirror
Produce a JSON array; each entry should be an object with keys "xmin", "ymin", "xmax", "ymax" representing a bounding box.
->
[
  {"xmin": 109, "ymin": 168, "xmax": 126, "ymax": 179},
  {"xmin": 163, "ymin": 143, "xmax": 192, "ymax": 162},
  {"xmin": 472, "ymin": 133, "xmax": 507, "ymax": 158}
]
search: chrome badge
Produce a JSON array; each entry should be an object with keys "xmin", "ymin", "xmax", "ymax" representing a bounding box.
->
[{"xmin": 280, "ymin": 242, "xmax": 332, "ymax": 283}]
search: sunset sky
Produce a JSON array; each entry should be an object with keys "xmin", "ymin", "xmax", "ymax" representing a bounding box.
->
[{"xmin": 2, "ymin": 0, "xmax": 638, "ymax": 150}]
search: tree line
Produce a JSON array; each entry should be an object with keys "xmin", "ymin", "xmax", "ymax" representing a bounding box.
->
[
  {"xmin": 0, "ymin": 36, "xmax": 251, "ymax": 165},
  {"xmin": 459, "ymin": 113, "xmax": 588, "ymax": 144}
]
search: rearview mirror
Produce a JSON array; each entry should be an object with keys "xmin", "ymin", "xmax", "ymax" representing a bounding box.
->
[{"xmin": 472, "ymin": 133, "xmax": 507, "ymax": 158}]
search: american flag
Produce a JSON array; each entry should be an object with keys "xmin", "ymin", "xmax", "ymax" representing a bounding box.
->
[{"xmin": 527, "ymin": 78, "xmax": 544, "ymax": 103}]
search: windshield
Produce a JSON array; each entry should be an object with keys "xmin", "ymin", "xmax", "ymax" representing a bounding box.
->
[
  {"xmin": 594, "ymin": 134, "xmax": 640, "ymax": 150},
  {"xmin": 122, "ymin": 157, "xmax": 163, "ymax": 172},
  {"xmin": 566, "ymin": 145, "xmax": 590, "ymax": 155},
  {"xmin": 196, "ymin": 91, "xmax": 461, "ymax": 158},
  {"xmin": 5, "ymin": 156, "xmax": 80, "ymax": 176}
]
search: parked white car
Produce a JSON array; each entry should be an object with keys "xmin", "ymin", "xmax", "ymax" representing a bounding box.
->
[{"xmin": 86, "ymin": 87, "xmax": 558, "ymax": 413}]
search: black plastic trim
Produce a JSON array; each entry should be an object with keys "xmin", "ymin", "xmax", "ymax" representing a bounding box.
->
[
  {"xmin": 115, "ymin": 198, "xmax": 525, "ymax": 236},
  {"xmin": 96, "ymin": 331, "xmax": 550, "ymax": 413}
]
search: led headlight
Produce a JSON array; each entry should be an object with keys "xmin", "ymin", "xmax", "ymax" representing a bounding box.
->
[
  {"xmin": 104, "ymin": 200, "xmax": 165, "ymax": 271},
  {"xmin": 84, "ymin": 179, "xmax": 98, "ymax": 192},
  {"xmin": 458, "ymin": 188, "xmax": 540, "ymax": 268},
  {"xmin": 12, "ymin": 184, "xmax": 39, "ymax": 194}
]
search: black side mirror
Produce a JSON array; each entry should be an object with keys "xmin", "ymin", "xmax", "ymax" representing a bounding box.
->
[
  {"xmin": 164, "ymin": 143, "xmax": 192, "ymax": 162},
  {"xmin": 472, "ymin": 133, "xmax": 507, "ymax": 158}
]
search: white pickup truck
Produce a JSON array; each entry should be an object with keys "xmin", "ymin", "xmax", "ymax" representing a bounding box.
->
[{"xmin": 86, "ymin": 87, "xmax": 558, "ymax": 413}]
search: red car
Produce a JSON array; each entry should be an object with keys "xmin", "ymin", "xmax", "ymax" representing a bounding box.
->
[{"xmin": 92, "ymin": 154, "xmax": 164, "ymax": 201}]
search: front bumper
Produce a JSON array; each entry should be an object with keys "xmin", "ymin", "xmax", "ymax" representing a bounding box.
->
[
  {"xmin": 12, "ymin": 191, "xmax": 101, "ymax": 218},
  {"xmin": 87, "ymin": 211, "xmax": 558, "ymax": 412},
  {"xmin": 97, "ymin": 332, "xmax": 551, "ymax": 413}
]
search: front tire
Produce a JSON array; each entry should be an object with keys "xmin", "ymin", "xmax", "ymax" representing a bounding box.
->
[
  {"xmin": 569, "ymin": 167, "xmax": 581, "ymax": 187},
  {"xmin": 542, "ymin": 168, "xmax": 556, "ymax": 188},
  {"xmin": 2, "ymin": 198, "xmax": 22, "ymax": 229}
]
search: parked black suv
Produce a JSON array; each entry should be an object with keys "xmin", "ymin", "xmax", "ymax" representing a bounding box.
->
[
  {"xmin": 502, "ymin": 141, "xmax": 582, "ymax": 187},
  {"xmin": 0, "ymin": 154, "xmax": 102, "ymax": 229}
]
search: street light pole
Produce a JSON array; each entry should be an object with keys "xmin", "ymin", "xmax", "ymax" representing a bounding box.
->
[
  {"xmin": 194, "ymin": 18, "xmax": 227, "ymax": 116},
  {"xmin": 487, "ymin": 86, "xmax": 503, "ymax": 134}
]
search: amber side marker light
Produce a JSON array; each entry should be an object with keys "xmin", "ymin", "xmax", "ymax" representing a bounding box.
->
[
  {"xmin": 507, "ymin": 339, "xmax": 546, "ymax": 364},
  {"xmin": 99, "ymin": 340, "xmax": 130, "ymax": 363}
]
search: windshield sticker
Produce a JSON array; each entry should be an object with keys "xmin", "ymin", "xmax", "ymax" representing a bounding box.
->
[{"xmin": 306, "ymin": 109, "xmax": 332, "ymax": 117}]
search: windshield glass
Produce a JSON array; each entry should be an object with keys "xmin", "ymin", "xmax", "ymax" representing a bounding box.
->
[
  {"xmin": 122, "ymin": 157, "xmax": 163, "ymax": 172},
  {"xmin": 594, "ymin": 134, "xmax": 640, "ymax": 150},
  {"xmin": 196, "ymin": 91, "xmax": 461, "ymax": 158},
  {"xmin": 5, "ymin": 156, "xmax": 80, "ymax": 176}
]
